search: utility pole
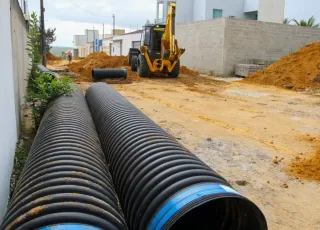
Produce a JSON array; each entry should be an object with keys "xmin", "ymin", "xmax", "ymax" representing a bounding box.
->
[
  {"xmin": 112, "ymin": 14, "xmax": 115, "ymax": 36},
  {"xmin": 93, "ymin": 26, "xmax": 95, "ymax": 52},
  {"xmin": 40, "ymin": 0, "xmax": 46, "ymax": 66},
  {"xmin": 102, "ymin": 23, "xmax": 104, "ymax": 52}
]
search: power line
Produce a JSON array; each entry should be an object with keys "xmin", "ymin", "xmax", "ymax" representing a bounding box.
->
[{"xmin": 66, "ymin": 0, "xmax": 112, "ymax": 18}]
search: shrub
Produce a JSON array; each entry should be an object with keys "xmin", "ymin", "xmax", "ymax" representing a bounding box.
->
[{"xmin": 26, "ymin": 71, "xmax": 74, "ymax": 129}]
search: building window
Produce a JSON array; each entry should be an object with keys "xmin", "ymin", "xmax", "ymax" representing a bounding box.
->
[{"xmin": 213, "ymin": 9, "xmax": 223, "ymax": 19}]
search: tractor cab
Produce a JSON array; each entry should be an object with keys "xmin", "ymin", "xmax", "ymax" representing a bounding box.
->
[{"xmin": 141, "ymin": 24, "xmax": 166, "ymax": 61}]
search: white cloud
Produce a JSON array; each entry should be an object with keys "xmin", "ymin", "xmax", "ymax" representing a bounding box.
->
[{"xmin": 28, "ymin": 0, "xmax": 156, "ymax": 47}]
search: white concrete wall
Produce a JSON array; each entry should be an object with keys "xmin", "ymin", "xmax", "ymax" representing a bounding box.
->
[
  {"xmin": 111, "ymin": 32, "xmax": 142, "ymax": 56},
  {"xmin": 193, "ymin": 0, "xmax": 206, "ymax": 21},
  {"xmin": 258, "ymin": 0, "xmax": 285, "ymax": 23},
  {"xmin": 205, "ymin": 0, "xmax": 245, "ymax": 19},
  {"xmin": 284, "ymin": 0, "xmax": 320, "ymax": 22},
  {"xmin": 176, "ymin": 0, "xmax": 193, "ymax": 24},
  {"xmin": 0, "ymin": 0, "xmax": 18, "ymax": 222},
  {"xmin": 176, "ymin": 18, "xmax": 226, "ymax": 74},
  {"xmin": 244, "ymin": 0, "xmax": 259, "ymax": 12},
  {"xmin": 10, "ymin": 0, "xmax": 29, "ymax": 134}
]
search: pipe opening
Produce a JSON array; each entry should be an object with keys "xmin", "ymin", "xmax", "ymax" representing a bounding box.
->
[{"xmin": 168, "ymin": 197, "xmax": 266, "ymax": 230}]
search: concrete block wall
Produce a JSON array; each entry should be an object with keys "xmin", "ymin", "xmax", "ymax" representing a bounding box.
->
[
  {"xmin": 177, "ymin": 18, "xmax": 320, "ymax": 75},
  {"xmin": 223, "ymin": 18, "xmax": 320, "ymax": 74},
  {"xmin": 176, "ymin": 18, "xmax": 225, "ymax": 74}
]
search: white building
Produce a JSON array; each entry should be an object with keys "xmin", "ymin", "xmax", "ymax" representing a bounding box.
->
[
  {"xmin": 111, "ymin": 30, "xmax": 142, "ymax": 56},
  {"xmin": 157, "ymin": 0, "xmax": 320, "ymax": 24}
]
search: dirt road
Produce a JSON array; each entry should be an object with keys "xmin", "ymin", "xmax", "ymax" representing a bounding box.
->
[
  {"xmin": 76, "ymin": 73, "xmax": 320, "ymax": 230},
  {"xmin": 78, "ymin": 74, "xmax": 320, "ymax": 230}
]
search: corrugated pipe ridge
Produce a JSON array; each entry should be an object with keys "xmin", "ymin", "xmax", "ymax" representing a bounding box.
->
[
  {"xmin": 85, "ymin": 83, "xmax": 268, "ymax": 230},
  {"xmin": 1, "ymin": 87, "xmax": 128, "ymax": 230}
]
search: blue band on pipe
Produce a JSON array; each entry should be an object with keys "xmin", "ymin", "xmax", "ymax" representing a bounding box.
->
[
  {"xmin": 123, "ymin": 69, "xmax": 127, "ymax": 78},
  {"xmin": 149, "ymin": 183, "xmax": 240, "ymax": 230},
  {"xmin": 40, "ymin": 224, "xmax": 101, "ymax": 230}
]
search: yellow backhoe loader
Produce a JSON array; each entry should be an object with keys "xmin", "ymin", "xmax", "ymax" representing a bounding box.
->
[{"xmin": 129, "ymin": 3, "xmax": 185, "ymax": 78}]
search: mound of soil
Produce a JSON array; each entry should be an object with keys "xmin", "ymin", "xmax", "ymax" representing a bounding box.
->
[
  {"xmin": 69, "ymin": 52, "xmax": 129, "ymax": 78},
  {"xmin": 244, "ymin": 42, "xmax": 320, "ymax": 90},
  {"xmin": 46, "ymin": 52, "xmax": 60, "ymax": 61},
  {"xmin": 180, "ymin": 66, "xmax": 199, "ymax": 76},
  {"xmin": 288, "ymin": 147, "xmax": 320, "ymax": 183}
]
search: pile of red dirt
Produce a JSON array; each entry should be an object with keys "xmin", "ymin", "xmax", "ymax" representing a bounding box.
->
[
  {"xmin": 69, "ymin": 52, "xmax": 129, "ymax": 79},
  {"xmin": 46, "ymin": 52, "xmax": 60, "ymax": 61},
  {"xmin": 288, "ymin": 146, "xmax": 320, "ymax": 183},
  {"xmin": 180, "ymin": 66, "xmax": 199, "ymax": 76},
  {"xmin": 243, "ymin": 42, "xmax": 320, "ymax": 90}
]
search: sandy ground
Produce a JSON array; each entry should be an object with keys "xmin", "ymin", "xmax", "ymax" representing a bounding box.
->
[{"xmin": 74, "ymin": 74, "xmax": 320, "ymax": 230}]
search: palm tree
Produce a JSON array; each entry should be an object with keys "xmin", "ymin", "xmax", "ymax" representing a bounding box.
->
[
  {"xmin": 292, "ymin": 16, "xmax": 319, "ymax": 27},
  {"xmin": 283, "ymin": 18, "xmax": 292, "ymax": 24}
]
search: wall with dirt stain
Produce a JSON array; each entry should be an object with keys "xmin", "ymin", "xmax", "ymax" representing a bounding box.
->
[
  {"xmin": 176, "ymin": 18, "xmax": 226, "ymax": 74},
  {"xmin": 223, "ymin": 18, "xmax": 320, "ymax": 74},
  {"xmin": 177, "ymin": 18, "xmax": 320, "ymax": 75},
  {"xmin": 10, "ymin": 0, "xmax": 29, "ymax": 134},
  {"xmin": 0, "ymin": 0, "xmax": 29, "ymax": 222}
]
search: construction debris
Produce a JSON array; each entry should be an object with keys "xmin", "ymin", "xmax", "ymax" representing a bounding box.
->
[{"xmin": 244, "ymin": 42, "xmax": 320, "ymax": 90}]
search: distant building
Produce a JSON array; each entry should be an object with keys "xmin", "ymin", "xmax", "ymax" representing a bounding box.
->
[
  {"xmin": 111, "ymin": 30, "xmax": 143, "ymax": 56},
  {"xmin": 156, "ymin": 0, "xmax": 320, "ymax": 24},
  {"xmin": 73, "ymin": 29, "xmax": 128, "ymax": 57}
]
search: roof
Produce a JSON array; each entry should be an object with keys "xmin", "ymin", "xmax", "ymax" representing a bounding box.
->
[{"xmin": 124, "ymin": 30, "xmax": 143, "ymax": 35}]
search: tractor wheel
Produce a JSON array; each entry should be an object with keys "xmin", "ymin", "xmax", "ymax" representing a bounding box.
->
[
  {"xmin": 131, "ymin": 55, "xmax": 138, "ymax": 72},
  {"xmin": 137, "ymin": 54, "xmax": 150, "ymax": 78},
  {"xmin": 168, "ymin": 60, "xmax": 180, "ymax": 78}
]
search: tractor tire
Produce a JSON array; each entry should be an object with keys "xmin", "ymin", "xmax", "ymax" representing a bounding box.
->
[
  {"xmin": 131, "ymin": 55, "xmax": 138, "ymax": 72},
  {"xmin": 137, "ymin": 54, "xmax": 150, "ymax": 78},
  {"xmin": 168, "ymin": 60, "xmax": 180, "ymax": 78}
]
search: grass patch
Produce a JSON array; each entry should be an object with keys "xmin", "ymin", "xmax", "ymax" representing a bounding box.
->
[{"xmin": 10, "ymin": 144, "xmax": 28, "ymax": 197}]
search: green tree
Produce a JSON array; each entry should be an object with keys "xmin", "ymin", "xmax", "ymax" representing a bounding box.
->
[
  {"xmin": 27, "ymin": 12, "xmax": 41, "ymax": 78},
  {"xmin": 283, "ymin": 18, "xmax": 292, "ymax": 24},
  {"xmin": 61, "ymin": 51, "xmax": 67, "ymax": 60},
  {"xmin": 293, "ymin": 16, "xmax": 319, "ymax": 27},
  {"xmin": 44, "ymin": 28, "xmax": 56, "ymax": 53},
  {"xmin": 26, "ymin": 12, "xmax": 74, "ymax": 130}
]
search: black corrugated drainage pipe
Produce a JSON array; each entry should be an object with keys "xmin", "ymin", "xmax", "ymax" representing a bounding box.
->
[
  {"xmin": 36, "ymin": 64, "xmax": 56, "ymax": 78},
  {"xmin": 1, "ymin": 87, "xmax": 128, "ymax": 230},
  {"xmin": 86, "ymin": 83, "xmax": 268, "ymax": 230},
  {"xmin": 92, "ymin": 68, "xmax": 127, "ymax": 81}
]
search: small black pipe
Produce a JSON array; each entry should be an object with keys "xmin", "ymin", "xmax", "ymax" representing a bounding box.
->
[
  {"xmin": 92, "ymin": 68, "xmax": 127, "ymax": 81},
  {"xmin": 36, "ymin": 64, "xmax": 56, "ymax": 78}
]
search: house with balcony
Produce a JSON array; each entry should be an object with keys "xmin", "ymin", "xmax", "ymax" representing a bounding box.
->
[{"xmin": 157, "ymin": 0, "xmax": 320, "ymax": 24}]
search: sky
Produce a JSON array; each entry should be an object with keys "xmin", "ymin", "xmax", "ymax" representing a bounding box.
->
[{"xmin": 28, "ymin": 0, "xmax": 156, "ymax": 47}]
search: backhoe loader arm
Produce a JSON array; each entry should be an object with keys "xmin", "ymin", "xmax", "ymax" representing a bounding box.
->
[{"xmin": 162, "ymin": 3, "xmax": 177, "ymax": 57}]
